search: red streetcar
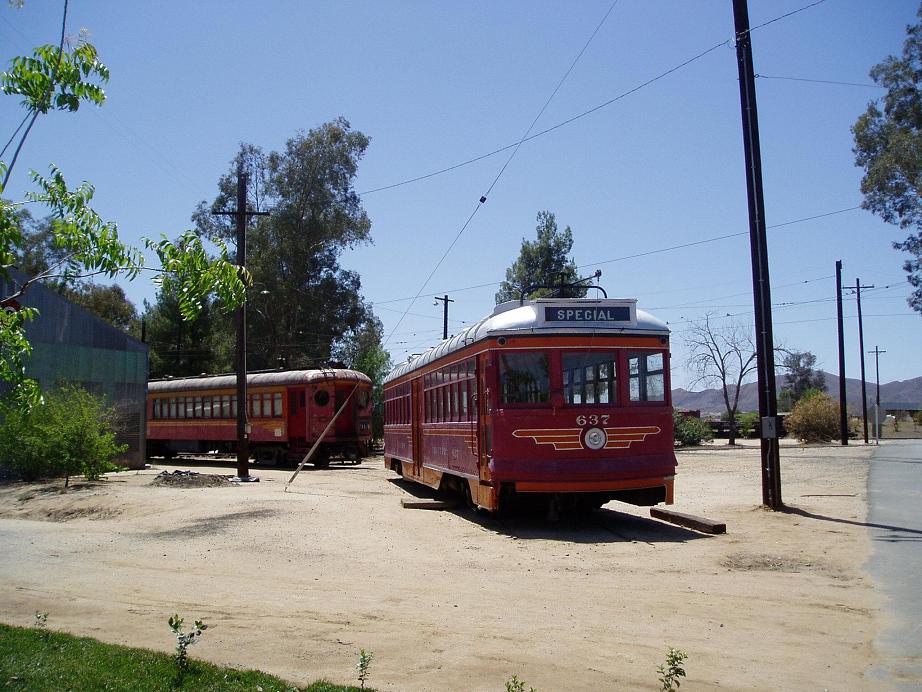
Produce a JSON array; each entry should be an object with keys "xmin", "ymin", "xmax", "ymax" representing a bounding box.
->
[
  {"xmin": 383, "ymin": 297, "xmax": 676, "ymax": 512},
  {"xmin": 147, "ymin": 369, "xmax": 373, "ymax": 466}
]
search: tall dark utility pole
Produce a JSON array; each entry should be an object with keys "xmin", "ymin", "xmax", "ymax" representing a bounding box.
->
[
  {"xmin": 854, "ymin": 278, "xmax": 874, "ymax": 444},
  {"xmin": 214, "ymin": 165, "xmax": 269, "ymax": 480},
  {"xmin": 733, "ymin": 0, "xmax": 782, "ymax": 510},
  {"xmin": 836, "ymin": 261, "xmax": 848, "ymax": 445},
  {"xmin": 434, "ymin": 294, "xmax": 454, "ymax": 340}
]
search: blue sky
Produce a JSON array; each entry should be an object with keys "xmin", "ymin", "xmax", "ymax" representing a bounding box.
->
[{"xmin": 2, "ymin": 0, "xmax": 920, "ymax": 390}]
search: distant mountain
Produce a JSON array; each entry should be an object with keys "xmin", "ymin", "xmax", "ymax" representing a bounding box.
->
[{"xmin": 673, "ymin": 372, "xmax": 922, "ymax": 414}]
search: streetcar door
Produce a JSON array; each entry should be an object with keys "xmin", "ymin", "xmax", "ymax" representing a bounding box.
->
[
  {"xmin": 288, "ymin": 387, "xmax": 308, "ymax": 444},
  {"xmin": 411, "ymin": 378, "xmax": 422, "ymax": 476},
  {"xmin": 334, "ymin": 386, "xmax": 355, "ymax": 437},
  {"xmin": 477, "ymin": 355, "xmax": 491, "ymax": 479}
]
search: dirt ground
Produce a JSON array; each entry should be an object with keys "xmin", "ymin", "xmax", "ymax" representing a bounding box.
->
[{"xmin": 0, "ymin": 442, "xmax": 883, "ymax": 691}]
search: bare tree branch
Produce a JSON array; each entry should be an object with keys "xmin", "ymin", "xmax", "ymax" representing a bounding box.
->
[{"xmin": 683, "ymin": 313, "xmax": 758, "ymax": 444}]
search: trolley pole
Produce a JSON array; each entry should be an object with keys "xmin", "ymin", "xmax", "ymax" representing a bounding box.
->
[
  {"xmin": 434, "ymin": 294, "xmax": 454, "ymax": 340},
  {"xmin": 869, "ymin": 346, "xmax": 886, "ymax": 443},
  {"xmin": 836, "ymin": 261, "xmax": 848, "ymax": 445},
  {"xmin": 214, "ymin": 164, "xmax": 269, "ymax": 480},
  {"xmin": 733, "ymin": 0, "xmax": 782, "ymax": 510}
]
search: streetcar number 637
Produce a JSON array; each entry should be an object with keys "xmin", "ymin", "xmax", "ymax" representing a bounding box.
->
[{"xmin": 576, "ymin": 415, "xmax": 609, "ymax": 426}]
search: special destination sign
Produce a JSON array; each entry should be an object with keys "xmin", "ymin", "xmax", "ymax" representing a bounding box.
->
[{"xmin": 545, "ymin": 306, "xmax": 631, "ymax": 322}]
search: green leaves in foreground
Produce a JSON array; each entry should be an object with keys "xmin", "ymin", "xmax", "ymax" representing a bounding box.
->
[
  {"xmin": 1, "ymin": 42, "xmax": 108, "ymax": 114},
  {"xmin": 147, "ymin": 231, "xmax": 249, "ymax": 321}
]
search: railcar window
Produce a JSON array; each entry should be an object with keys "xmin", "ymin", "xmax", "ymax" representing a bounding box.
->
[
  {"xmin": 499, "ymin": 352, "xmax": 550, "ymax": 405},
  {"xmin": 628, "ymin": 352, "xmax": 666, "ymax": 402},
  {"xmin": 563, "ymin": 352, "xmax": 618, "ymax": 405},
  {"xmin": 274, "ymin": 392, "xmax": 283, "ymax": 417},
  {"xmin": 314, "ymin": 390, "xmax": 330, "ymax": 407},
  {"xmin": 203, "ymin": 398, "xmax": 212, "ymax": 418}
]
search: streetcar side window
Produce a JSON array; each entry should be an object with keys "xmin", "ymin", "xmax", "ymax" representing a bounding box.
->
[
  {"xmin": 499, "ymin": 352, "xmax": 550, "ymax": 405},
  {"xmin": 562, "ymin": 352, "xmax": 617, "ymax": 406},
  {"xmin": 628, "ymin": 352, "xmax": 665, "ymax": 402},
  {"xmin": 274, "ymin": 392, "xmax": 283, "ymax": 417}
]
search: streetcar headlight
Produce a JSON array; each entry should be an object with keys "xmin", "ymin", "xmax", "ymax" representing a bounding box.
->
[{"xmin": 584, "ymin": 427, "xmax": 607, "ymax": 450}]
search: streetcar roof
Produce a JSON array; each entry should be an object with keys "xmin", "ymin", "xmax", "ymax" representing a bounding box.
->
[
  {"xmin": 385, "ymin": 298, "xmax": 668, "ymax": 383},
  {"xmin": 149, "ymin": 368, "xmax": 371, "ymax": 393}
]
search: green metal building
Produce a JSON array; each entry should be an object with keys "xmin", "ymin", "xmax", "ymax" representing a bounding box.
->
[{"xmin": 2, "ymin": 273, "xmax": 149, "ymax": 468}]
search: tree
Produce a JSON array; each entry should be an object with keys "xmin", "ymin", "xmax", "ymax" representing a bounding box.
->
[
  {"xmin": 193, "ymin": 121, "xmax": 376, "ymax": 370},
  {"xmin": 684, "ymin": 314, "xmax": 757, "ymax": 445},
  {"xmin": 1, "ymin": 8, "xmax": 246, "ymax": 407},
  {"xmin": 143, "ymin": 277, "xmax": 226, "ymax": 378},
  {"xmin": 67, "ymin": 283, "xmax": 138, "ymax": 333},
  {"xmin": 777, "ymin": 349, "xmax": 826, "ymax": 411},
  {"xmin": 852, "ymin": 5, "xmax": 922, "ymax": 314},
  {"xmin": 495, "ymin": 210, "xmax": 587, "ymax": 304}
]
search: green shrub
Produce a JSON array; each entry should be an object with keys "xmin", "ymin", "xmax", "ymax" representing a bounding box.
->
[
  {"xmin": 0, "ymin": 385, "xmax": 126, "ymax": 485},
  {"xmin": 737, "ymin": 412, "xmax": 759, "ymax": 438},
  {"xmin": 785, "ymin": 391, "xmax": 840, "ymax": 443},
  {"xmin": 673, "ymin": 412, "xmax": 713, "ymax": 447}
]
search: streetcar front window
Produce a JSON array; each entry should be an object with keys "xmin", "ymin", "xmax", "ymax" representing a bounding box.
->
[
  {"xmin": 499, "ymin": 352, "xmax": 549, "ymax": 405},
  {"xmin": 628, "ymin": 352, "xmax": 665, "ymax": 402},
  {"xmin": 563, "ymin": 352, "xmax": 617, "ymax": 405}
]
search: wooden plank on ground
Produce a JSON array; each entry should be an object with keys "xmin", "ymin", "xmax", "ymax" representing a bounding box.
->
[
  {"xmin": 401, "ymin": 498, "xmax": 456, "ymax": 510},
  {"xmin": 650, "ymin": 507, "xmax": 726, "ymax": 534}
]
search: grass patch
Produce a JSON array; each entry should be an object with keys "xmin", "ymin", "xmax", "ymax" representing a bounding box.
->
[{"xmin": 0, "ymin": 623, "xmax": 369, "ymax": 691}]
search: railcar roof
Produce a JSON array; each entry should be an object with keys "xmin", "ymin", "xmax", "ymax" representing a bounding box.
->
[
  {"xmin": 385, "ymin": 298, "xmax": 669, "ymax": 384},
  {"xmin": 149, "ymin": 369, "xmax": 371, "ymax": 393}
]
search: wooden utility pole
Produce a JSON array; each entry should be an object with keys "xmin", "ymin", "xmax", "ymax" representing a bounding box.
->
[
  {"xmin": 836, "ymin": 261, "xmax": 848, "ymax": 445},
  {"xmin": 853, "ymin": 278, "xmax": 874, "ymax": 444},
  {"xmin": 733, "ymin": 0, "xmax": 782, "ymax": 510},
  {"xmin": 434, "ymin": 294, "xmax": 454, "ymax": 340},
  {"xmin": 214, "ymin": 165, "xmax": 269, "ymax": 480},
  {"xmin": 869, "ymin": 345, "xmax": 886, "ymax": 443}
]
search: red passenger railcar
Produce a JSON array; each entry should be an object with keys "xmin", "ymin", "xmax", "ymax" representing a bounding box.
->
[
  {"xmin": 147, "ymin": 369, "xmax": 372, "ymax": 466},
  {"xmin": 383, "ymin": 298, "xmax": 676, "ymax": 512}
]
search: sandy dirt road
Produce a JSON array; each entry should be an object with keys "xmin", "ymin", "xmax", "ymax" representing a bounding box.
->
[{"xmin": 0, "ymin": 443, "xmax": 883, "ymax": 690}]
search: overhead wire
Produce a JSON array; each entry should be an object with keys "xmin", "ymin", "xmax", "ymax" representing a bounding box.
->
[
  {"xmin": 380, "ymin": 0, "xmax": 621, "ymax": 347},
  {"xmin": 755, "ymin": 74, "xmax": 884, "ymax": 89},
  {"xmin": 360, "ymin": 0, "xmax": 831, "ymax": 197},
  {"xmin": 373, "ymin": 206, "xmax": 860, "ymax": 305}
]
